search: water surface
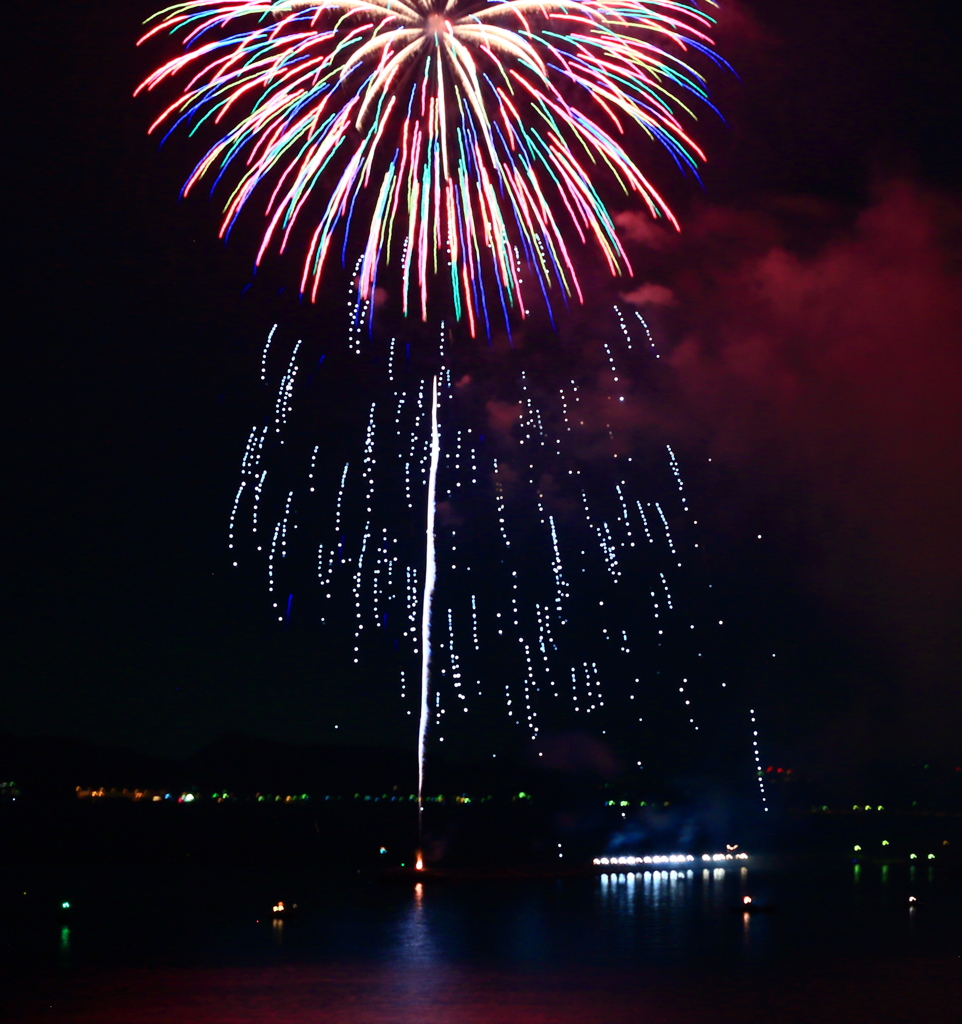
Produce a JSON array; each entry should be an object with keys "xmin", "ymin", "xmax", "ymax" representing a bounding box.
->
[{"xmin": 4, "ymin": 858, "xmax": 959, "ymax": 1022}]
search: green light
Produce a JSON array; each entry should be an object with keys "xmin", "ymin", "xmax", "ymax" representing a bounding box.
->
[
  {"xmin": 61, "ymin": 901, "xmax": 70, "ymax": 909},
  {"xmin": 853, "ymin": 844, "xmax": 862, "ymax": 852},
  {"xmin": 881, "ymin": 840, "xmax": 889, "ymax": 846},
  {"xmin": 927, "ymin": 853, "xmax": 935, "ymax": 860},
  {"xmin": 910, "ymin": 853, "xmax": 917, "ymax": 860}
]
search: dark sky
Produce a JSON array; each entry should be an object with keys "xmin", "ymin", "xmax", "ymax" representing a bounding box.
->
[{"xmin": 5, "ymin": 1, "xmax": 960, "ymax": 778}]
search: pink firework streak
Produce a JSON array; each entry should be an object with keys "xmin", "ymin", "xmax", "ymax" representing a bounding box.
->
[{"xmin": 138, "ymin": 1, "xmax": 723, "ymax": 333}]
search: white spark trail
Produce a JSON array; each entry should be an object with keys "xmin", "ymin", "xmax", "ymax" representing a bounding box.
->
[
  {"xmin": 260, "ymin": 324, "xmax": 277, "ymax": 382},
  {"xmin": 417, "ymin": 374, "xmax": 440, "ymax": 828}
]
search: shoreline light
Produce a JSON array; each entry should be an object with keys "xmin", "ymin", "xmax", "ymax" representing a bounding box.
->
[{"xmin": 592, "ymin": 852, "xmax": 749, "ymax": 867}]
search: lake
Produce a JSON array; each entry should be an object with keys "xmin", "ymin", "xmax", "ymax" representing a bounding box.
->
[{"xmin": 3, "ymin": 854, "xmax": 959, "ymax": 1022}]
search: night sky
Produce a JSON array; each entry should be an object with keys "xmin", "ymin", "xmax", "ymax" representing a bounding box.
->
[{"xmin": 6, "ymin": 1, "xmax": 960, "ymax": 785}]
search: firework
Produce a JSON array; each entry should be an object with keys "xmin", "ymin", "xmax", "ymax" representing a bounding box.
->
[
  {"xmin": 418, "ymin": 373, "xmax": 440, "ymax": 817},
  {"xmin": 137, "ymin": 1, "xmax": 721, "ymax": 333},
  {"xmin": 239, "ymin": 304, "xmax": 726, "ymax": 753}
]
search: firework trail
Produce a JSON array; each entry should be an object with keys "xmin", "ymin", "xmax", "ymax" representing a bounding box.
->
[
  {"xmin": 418, "ymin": 373, "xmax": 440, "ymax": 828},
  {"xmin": 137, "ymin": 0, "xmax": 722, "ymax": 333}
]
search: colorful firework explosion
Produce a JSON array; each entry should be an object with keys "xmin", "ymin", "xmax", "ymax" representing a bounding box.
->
[{"xmin": 138, "ymin": 1, "xmax": 721, "ymax": 333}]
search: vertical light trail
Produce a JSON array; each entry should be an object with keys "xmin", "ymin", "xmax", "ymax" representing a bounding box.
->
[{"xmin": 417, "ymin": 374, "xmax": 440, "ymax": 838}]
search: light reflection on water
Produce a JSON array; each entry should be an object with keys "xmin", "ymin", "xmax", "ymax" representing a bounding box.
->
[
  {"xmin": 369, "ymin": 859, "xmax": 953, "ymax": 971},
  {"xmin": 601, "ymin": 867, "xmax": 703, "ymax": 914},
  {"xmin": 3, "ymin": 860, "xmax": 960, "ymax": 1024},
  {"xmin": 600, "ymin": 865, "xmax": 726, "ymax": 917},
  {"xmin": 393, "ymin": 880, "xmax": 438, "ymax": 966}
]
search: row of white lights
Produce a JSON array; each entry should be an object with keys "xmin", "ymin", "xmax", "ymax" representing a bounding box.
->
[
  {"xmin": 603, "ymin": 870, "xmax": 693, "ymax": 880},
  {"xmin": 592, "ymin": 852, "xmax": 749, "ymax": 866}
]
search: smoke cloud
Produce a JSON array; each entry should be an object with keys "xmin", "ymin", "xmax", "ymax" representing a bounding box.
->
[
  {"xmin": 620, "ymin": 283, "xmax": 677, "ymax": 308},
  {"xmin": 651, "ymin": 180, "xmax": 962, "ymax": 756}
]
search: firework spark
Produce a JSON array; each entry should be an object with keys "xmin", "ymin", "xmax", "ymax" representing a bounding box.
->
[
  {"xmin": 241, "ymin": 302, "xmax": 726, "ymax": 758},
  {"xmin": 138, "ymin": 0, "xmax": 720, "ymax": 333}
]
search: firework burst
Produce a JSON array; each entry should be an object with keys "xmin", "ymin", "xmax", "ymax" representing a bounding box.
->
[{"xmin": 138, "ymin": 0, "xmax": 721, "ymax": 333}]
